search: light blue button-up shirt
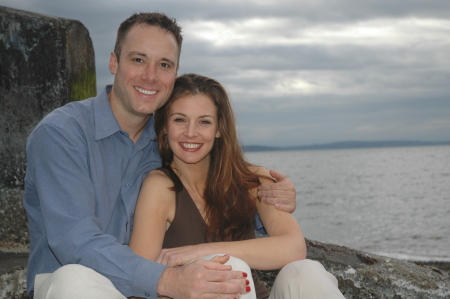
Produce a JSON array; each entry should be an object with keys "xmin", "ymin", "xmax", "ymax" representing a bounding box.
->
[{"xmin": 23, "ymin": 86, "xmax": 166, "ymax": 298}]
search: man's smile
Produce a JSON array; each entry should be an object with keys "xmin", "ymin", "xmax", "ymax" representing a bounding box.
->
[{"xmin": 135, "ymin": 86, "xmax": 157, "ymax": 95}]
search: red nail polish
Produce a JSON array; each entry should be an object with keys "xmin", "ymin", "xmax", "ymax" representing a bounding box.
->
[
  {"xmin": 246, "ymin": 279, "xmax": 250, "ymax": 285},
  {"xmin": 243, "ymin": 272, "xmax": 248, "ymax": 278},
  {"xmin": 246, "ymin": 286, "xmax": 251, "ymax": 292}
]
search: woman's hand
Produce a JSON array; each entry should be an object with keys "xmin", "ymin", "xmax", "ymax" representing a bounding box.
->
[{"xmin": 156, "ymin": 244, "xmax": 214, "ymax": 266}]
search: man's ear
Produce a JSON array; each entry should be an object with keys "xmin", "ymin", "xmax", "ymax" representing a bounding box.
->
[{"xmin": 109, "ymin": 52, "xmax": 118, "ymax": 75}]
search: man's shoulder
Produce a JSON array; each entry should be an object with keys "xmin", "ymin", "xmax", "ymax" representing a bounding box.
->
[{"xmin": 38, "ymin": 97, "xmax": 95, "ymax": 130}]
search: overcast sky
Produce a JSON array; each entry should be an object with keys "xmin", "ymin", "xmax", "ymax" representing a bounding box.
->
[{"xmin": 4, "ymin": 0, "xmax": 450, "ymax": 146}]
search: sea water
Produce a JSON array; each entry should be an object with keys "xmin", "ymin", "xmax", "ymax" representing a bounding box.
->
[{"xmin": 245, "ymin": 146, "xmax": 450, "ymax": 262}]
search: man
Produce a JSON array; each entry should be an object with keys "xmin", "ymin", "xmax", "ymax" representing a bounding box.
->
[{"xmin": 24, "ymin": 12, "xmax": 297, "ymax": 299}]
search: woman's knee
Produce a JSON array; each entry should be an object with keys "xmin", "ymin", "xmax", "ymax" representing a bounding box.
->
[
  {"xmin": 200, "ymin": 254, "xmax": 252, "ymax": 273},
  {"xmin": 273, "ymin": 260, "xmax": 332, "ymax": 289},
  {"xmin": 270, "ymin": 259, "xmax": 344, "ymax": 299},
  {"xmin": 281, "ymin": 259, "xmax": 326, "ymax": 276}
]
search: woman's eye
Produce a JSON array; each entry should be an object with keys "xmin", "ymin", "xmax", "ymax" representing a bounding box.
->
[
  {"xmin": 200, "ymin": 120, "xmax": 212, "ymax": 125},
  {"xmin": 174, "ymin": 118, "xmax": 185, "ymax": 123}
]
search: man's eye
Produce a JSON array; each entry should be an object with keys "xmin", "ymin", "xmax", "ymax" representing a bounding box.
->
[
  {"xmin": 160, "ymin": 62, "xmax": 170, "ymax": 68},
  {"xmin": 133, "ymin": 58, "xmax": 143, "ymax": 63}
]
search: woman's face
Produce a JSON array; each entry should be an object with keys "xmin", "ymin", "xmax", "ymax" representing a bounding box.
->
[{"xmin": 166, "ymin": 93, "xmax": 220, "ymax": 167}]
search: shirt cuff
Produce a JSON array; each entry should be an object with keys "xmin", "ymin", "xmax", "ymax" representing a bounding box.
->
[{"xmin": 132, "ymin": 259, "xmax": 169, "ymax": 298}]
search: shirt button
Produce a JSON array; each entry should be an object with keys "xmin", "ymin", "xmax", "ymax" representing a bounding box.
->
[
  {"xmin": 130, "ymin": 213, "xmax": 134, "ymax": 219},
  {"xmin": 144, "ymin": 292, "xmax": 150, "ymax": 296},
  {"xmin": 125, "ymin": 183, "xmax": 130, "ymax": 188}
]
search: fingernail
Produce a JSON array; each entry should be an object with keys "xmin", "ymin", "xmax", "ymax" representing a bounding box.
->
[
  {"xmin": 246, "ymin": 286, "xmax": 251, "ymax": 292},
  {"xmin": 246, "ymin": 279, "xmax": 250, "ymax": 285},
  {"xmin": 242, "ymin": 272, "xmax": 248, "ymax": 278}
]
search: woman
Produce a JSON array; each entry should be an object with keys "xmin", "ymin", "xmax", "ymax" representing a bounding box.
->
[{"xmin": 130, "ymin": 74, "xmax": 344, "ymax": 298}]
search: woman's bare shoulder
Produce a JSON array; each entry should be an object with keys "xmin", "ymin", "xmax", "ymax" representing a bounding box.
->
[
  {"xmin": 248, "ymin": 165, "xmax": 274, "ymax": 183},
  {"xmin": 142, "ymin": 169, "xmax": 174, "ymax": 189}
]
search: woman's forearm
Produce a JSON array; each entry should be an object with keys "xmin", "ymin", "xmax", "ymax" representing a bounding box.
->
[{"xmin": 205, "ymin": 232, "xmax": 306, "ymax": 270}]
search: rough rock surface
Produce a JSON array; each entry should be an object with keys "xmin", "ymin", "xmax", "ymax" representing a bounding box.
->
[
  {"xmin": 0, "ymin": 5, "xmax": 96, "ymax": 249},
  {"xmin": 257, "ymin": 239, "xmax": 450, "ymax": 298},
  {"xmin": 1, "ymin": 239, "xmax": 449, "ymax": 299},
  {"xmin": 0, "ymin": 252, "xmax": 28, "ymax": 299}
]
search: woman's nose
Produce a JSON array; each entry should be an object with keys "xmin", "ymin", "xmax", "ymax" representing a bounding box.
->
[{"xmin": 184, "ymin": 123, "xmax": 198, "ymax": 138}]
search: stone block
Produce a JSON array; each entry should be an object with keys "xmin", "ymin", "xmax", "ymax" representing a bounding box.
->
[{"xmin": 0, "ymin": 5, "xmax": 96, "ymax": 249}]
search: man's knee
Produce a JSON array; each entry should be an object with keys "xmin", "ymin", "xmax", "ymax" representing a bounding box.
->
[{"xmin": 34, "ymin": 264, "xmax": 125, "ymax": 299}]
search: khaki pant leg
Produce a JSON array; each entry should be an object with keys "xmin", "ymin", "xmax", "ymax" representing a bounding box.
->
[
  {"xmin": 269, "ymin": 259, "xmax": 345, "ymax": 299},
  {"xmin": 34, "ymin": 264, "xmax": 126, "ymax": 299}
]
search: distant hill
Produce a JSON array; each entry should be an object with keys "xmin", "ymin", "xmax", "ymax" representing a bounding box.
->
[{"xmin": 243, "ymin": 140, "xmax": 450, "ymax": 152}]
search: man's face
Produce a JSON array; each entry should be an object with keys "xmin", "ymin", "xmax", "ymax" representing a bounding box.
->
[{"xmin": 109, "ymin": 24, "xmax": 179, "ymax": 121}]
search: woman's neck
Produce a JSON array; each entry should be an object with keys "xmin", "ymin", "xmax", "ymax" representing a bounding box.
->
[
  {"xmin": 170, "ymin": 160, "xmax": 209, "ymax": 194},
  {"xmin": 170, "ymin": 160, "xmax": 210, "ymax": 218}
]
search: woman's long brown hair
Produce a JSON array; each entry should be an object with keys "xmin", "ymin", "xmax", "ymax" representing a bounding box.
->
[{"xmin": 155, "ymin": 74, "xmax": 262, "ymax": 242}]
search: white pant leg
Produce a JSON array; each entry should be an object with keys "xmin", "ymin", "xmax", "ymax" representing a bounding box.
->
[
  {"xmin": 201, "ymin": 254, "xmax": 257, "ymax": 299},
  {"xmin": 269, "ymin": 259, "xmax": 345, "ymax": 299},
  {"xmin": 34, "ymin": 264, "xmax": 126, "ymax": 299}
]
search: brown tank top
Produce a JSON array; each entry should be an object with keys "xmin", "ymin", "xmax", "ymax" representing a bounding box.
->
[{"xmin": 160, "ymin": 167, "xmax": 269, "ymax": 299}]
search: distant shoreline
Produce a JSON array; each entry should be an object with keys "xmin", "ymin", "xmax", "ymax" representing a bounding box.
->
[{"xmin": 243, "ymin": 140, "xmax": 450, "ymax": 152}]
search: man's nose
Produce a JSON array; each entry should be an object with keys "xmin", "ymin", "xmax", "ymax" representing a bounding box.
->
[{"xmin": 141, "ymin": 64, "xmax": 159, "ymax": 83}]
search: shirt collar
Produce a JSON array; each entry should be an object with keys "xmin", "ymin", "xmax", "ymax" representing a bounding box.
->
[{"xmin": 94, "ymin": 85, "xmax": 121, "ymax": 140}]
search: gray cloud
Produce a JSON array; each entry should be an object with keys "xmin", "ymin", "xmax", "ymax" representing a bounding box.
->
[{"xmin": 3, "ymin": 0, "xmax": 449, "ymax": 146}]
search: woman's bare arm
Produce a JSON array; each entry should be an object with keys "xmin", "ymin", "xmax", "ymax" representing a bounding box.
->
[
  {"xmin": 156, "ymin": 166, "xmax": 306, "ymax": 270},
  {"xmin": 128, "ymin": 170, "xmax": 175, "ymax": 261}
]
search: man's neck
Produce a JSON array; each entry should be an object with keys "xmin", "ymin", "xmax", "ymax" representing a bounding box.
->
[{"xmin": 107, "ymin": 92, "xmax": 151, "ymax": 145}]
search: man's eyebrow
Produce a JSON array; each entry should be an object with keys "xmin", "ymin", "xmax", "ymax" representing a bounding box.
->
[
  {"xmin": 127, "ymin": 52, "xmax": 176, "ymax": 65},
  {"xmin": 161, "ymin": 57, "xmax": 176, "ymax": 66},
  {"xmin": 128, "ymin": 51, "xmax": 147, "ymax": 57}
]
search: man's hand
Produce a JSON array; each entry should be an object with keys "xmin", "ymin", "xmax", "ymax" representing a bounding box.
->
[
  {"xmin": 258, "ymin": 169, "xmax": 296, "ymax": 213},
  {"xmin": 156, "ymin": 255, "xmax": 249, "ymax": 298}
]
